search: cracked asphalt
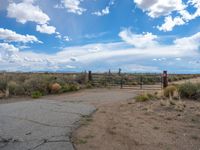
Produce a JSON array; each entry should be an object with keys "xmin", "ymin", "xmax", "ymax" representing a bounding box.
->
[
  {"xmin": 0, "ymin": 88, "xmax": 137, "ymax": 150},
  {"xmin": 0, "ymin": 100, "xmax": 95, "ymax": 150}
]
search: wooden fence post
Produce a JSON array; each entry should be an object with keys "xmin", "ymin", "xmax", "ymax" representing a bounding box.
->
[
  {"xmin": 109, "ymin": 69, "xmax": 111, "ymax": 75},
  {"xmin": 140, "ymin": 76, "xmax": 143, "ymax": 90},
  {"xmin": 88, "ymin": 71, "xmax": 92, "ymax": 82},
  {"xmin": 118, "ymin": 68, "xmax": 121, "ymax": 76},
  {"xmin": 163, "ymin": 70, "xmax": 168, "ymax": 88}
]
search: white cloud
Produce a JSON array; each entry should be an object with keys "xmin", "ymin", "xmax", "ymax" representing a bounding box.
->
[
  {"xmin": 66, "ymin": 65, "xmax": 76, "ymax": 69},
  {"xmin": 36, "ymin": 24, "xmax": 56, "ymax": 34},
  {"xmin": 63, "ymin": 36, "xmax": 70, "ymax": 41},
  {"xmin": 0, "ymin": 43, "xmax": 20, "ymax": 63},
  {"xmin": 0, "ymin": 43, "xmax": 19, "ymax": 52},
  {"xmin": 7, "ymin": 1, "xmax": 50, "ymax": 24},
  {"xmin": 70, "ymin": 57, "xmax": 78, "ymax": 62},
  {"xmin": 0, "ymin": 28, "xmax": 41, "ymax": 43},
  {"xmin": 134, "ymin": 0, "xmax": 185, "ymax": 18},
  {"xmin": 55, "ymin": 33, "xmax": 71, "ymax": 42},
  {"xmin": 174, "ymin": 32, "xmax": 200, "ymax": 50},
  {"xmin": 119, "ymin": 28, "xmax": 158, "ymax": 48},
  {"xmin": 57, "ymin": 0, "xmax": 86, "ymax": 15},
  {"xmin": 121, "ymin": 64, "xmax": 160, "ymax": 72},
  {"xmin": 56, "ymin": 34, "xmax": 62, "ymax": 39},
  {"xmin": 1, "ymin": 31, "xmax": 200, "ymax": 72},
  {"xmin": 92, "ymin": 6, "xmax": 110, "ymax": 16},
  {"xmin": 175, "ymin": 57, "xmax": 182, "ymax": 61},
  {"xmin": 134, "ymin": 0, "xmax": 200, "ymax": 32},
  {"xmin": 7, "ymin": 0, "xmax": 58, "ymax": 35},
  {"xmin": 92, "ymin": 0, "xmax": 115, "ymax": 16},
  {"xmin": 157, "ymin": 16, "xmax": 185, "ymax": 31}
]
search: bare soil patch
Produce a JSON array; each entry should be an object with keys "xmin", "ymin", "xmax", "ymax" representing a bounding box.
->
[{"xmin": 72, "ymin": 99, "xmax": 200, "ymax": 150}]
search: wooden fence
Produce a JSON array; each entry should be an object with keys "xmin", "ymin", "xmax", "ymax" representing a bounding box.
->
[{"xmin": 87, "ymin": 71, "xmax": 163, "ymax": 90}]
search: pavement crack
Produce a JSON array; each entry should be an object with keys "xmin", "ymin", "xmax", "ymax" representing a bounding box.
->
[
  {"xmin": 0, "ymin": 136, "xmax": 20, "ymax": 149},
  {"xmin": 27, "ymin": 139, "xmax": 70, "ymax": 150},
  {"xmin": 47, "ymin": 140, "xmax": 70, "ymax": 142},
  {"xmin": 49, "ymin": 109, "xmax": 82, "ymax": 116},
  {"xmin": 27, "ymin": 139, "xmax": 47, "ymax": 150},
  {"xmin": 3, "ymin": 115, "xmax": 73, "ymax": 128}
]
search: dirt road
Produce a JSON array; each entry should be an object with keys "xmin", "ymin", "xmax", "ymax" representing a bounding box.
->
[{"xmin": 72, "ymin": 80, "xmax": 200, "ymax": 150}]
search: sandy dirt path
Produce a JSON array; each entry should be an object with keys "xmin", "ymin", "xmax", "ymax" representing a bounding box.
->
[{"xmin": 73, "ymin": 78, "xmax": 200, "ymax": 150}]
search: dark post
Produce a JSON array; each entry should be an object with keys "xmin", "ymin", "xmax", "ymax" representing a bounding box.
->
[
  {"xmin": 140, "ymin": 76, "xmax": 143, "ymax": 90},
  {"xmin": 118, "ymin": 68, "xmax": 121, "ymax": 76},
  {"xmin": 84, "ymin": 70, "xmax": 87, "ymax": 83},
  {"xmin": 163, "ymin": 70, "xmax": 168, "ymax": 88},
  {"xmin": 88, "ymin": 71, "xmax": 92, "ymax": 82}
]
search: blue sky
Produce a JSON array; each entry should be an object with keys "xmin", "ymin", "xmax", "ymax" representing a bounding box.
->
[{"xmin": 0, "ymin": 0, "xmax": 200, "ymax": 73}]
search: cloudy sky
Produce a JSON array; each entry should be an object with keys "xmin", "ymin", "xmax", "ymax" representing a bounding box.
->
[{"xmin": 0, "ymin": 0, "xmax": 200, "ymax": 73}]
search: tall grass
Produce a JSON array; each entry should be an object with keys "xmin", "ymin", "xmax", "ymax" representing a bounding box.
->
[{"xmin": 178, "ymin": 82, "xmax": 200, "ymax": 100}]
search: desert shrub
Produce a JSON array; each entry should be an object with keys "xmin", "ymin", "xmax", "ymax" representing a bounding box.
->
[
  {"xmin": 53, "ymin": 77, "xmax": 66, "ymax": 86},
  {"xmin": 135, "ymin": 93, "xmax": 150, "ymax": 102},
  {"xmin": 17, "ymin": 75, "xmax": 27, "ymax": 82},
  {"xmin": 168, "ymin": 78, "xmax": 172, "ymax": 82},
  {"xmin": 61, "ymin": 83, "xmax": 80, "ymax": 92},
  {"xmin": 61, "ymin": 84, "xmax": 71, "ymax": 92},
  {"xmin": 31, "ymin": 91, "xmax": 42, "ymax": 99},
  {"xmin": 131, "ymin": 81, "xmax": 138, "ymax": 85},
  {"xmin": 178, "ymin": 83, "xmax": 200, "ymax": 99},
  {"xmin": 15, "ymin": 86, "xmax": 25, "ymax": 95},
  {"xmin": 8, "ymin": 81, "xmax": 17, "ymax": 95},
  {"xmin": 172, "ymin": 76, "xmax": 179, "ymax": 81},
  {"xmin": 0, "ymin": 77, "xmax": 7, "ymax": 91},
  {"xmin": 50, "ymin": 83, "xmax": 61, "ymax": 93},
  {"xmin": 147, "ymin": 93, "xmax": 156, "ymax": 99},
  {"xmin": 143, "ymin": 77, "xmax": 156, "ymax": 85},
  {"xmin": 86, "ymin": 82, "xmax": 93, "ymax": 88},
  {"xmin": 164, "ymin": 85, "xmax": 177, "ymax": 97},
  {"xmin": 7, "ymin": 81, "xmax": 26, "ymax": 95},
  {"xmin": 69, "ymin": 83, "xmax": 80, "ymax": 91},
  {"xmin": 75, "ymin": 73, "xmax": 87, "ymax": 84},
  {"xmin": 23, "ymin": 77, "xmax": 49, "ymax": 95}
]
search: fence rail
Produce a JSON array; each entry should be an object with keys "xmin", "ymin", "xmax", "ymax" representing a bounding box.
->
[{"xmin": 87, "ymin": 72, "xmax": 163, "ymax": 90}]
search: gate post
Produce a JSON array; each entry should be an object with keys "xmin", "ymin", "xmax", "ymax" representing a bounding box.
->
[
  {"xmin": 88, "ymin": 71, "xmax": 92, "ymax": 82},
  {"xmin": 118, "ymin": 68, "xmax": 121, "ymax": 76},
  {"xmin": 163, "ymin": 71, "xmax": 168, "ymax": 88},
  {"xmin": 140, "ymin": 76, "xmax": 143, "ymax": 90}
]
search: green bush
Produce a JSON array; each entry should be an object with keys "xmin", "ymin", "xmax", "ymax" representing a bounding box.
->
[
  {"xmin": 8, "ymin": 81, "xmax": 25, "ymax": 95},
  {"xmin": 61, "ymin": 83, "xmax": 80, "ymax": 92},
  {"xmin": 31, "ymin": 91, "xmax": 42, "ymax": 99},
  {"xmin": 164, "ymin": 85, "xmax": 177, "ymax": 97},
  {"xmin": 23, "ymin": 77, "xmax": 49, "ymax": 95},
  {"xmin": 61, "ymin": 84, "xmax": 71, "ymax": 92},
  {"xmin": 147, "ymin": 93, "xmax": 156, "ymax": 99},
  {"xmin": 0, "ymin": 77, "xmax": 7, "ymax": 91},
  {"xmin": 8, "ymin": 81, "xmax": 17, "ymax": 95},
  {"xmin": 178, "ymin": 82, "xmax": 200, "ymax": 99},
  {"xmin": 135, "ymin": 93, "xmax": 150, "ymax": 102},
  {"xmin": 86, "ymin": 82, "xmax": 93, "ymax": 88},
  {"xmin": 69, "ymin": 83, "xmax": 80, "ymax": 91}
]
